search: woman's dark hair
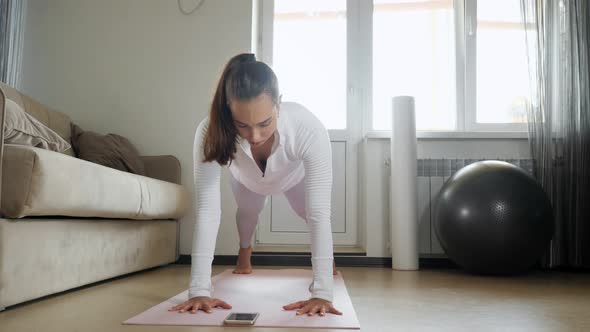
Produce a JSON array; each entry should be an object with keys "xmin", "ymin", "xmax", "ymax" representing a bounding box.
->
[{"xmin": 203, "ymin": 53, "xmax": 280, "ymax": 165}]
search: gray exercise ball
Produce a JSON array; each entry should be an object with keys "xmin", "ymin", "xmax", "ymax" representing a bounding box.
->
[{"xmin": 433, "ymin": 160, "xmax": 553, "ymax": 274}]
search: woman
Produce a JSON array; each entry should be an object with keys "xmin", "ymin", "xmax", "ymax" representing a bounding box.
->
[{"xmin": 169, "ymin": 53, "xmax": 341, "ymax": 317}]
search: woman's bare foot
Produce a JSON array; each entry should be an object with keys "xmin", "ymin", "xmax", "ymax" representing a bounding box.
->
[
  {"xmin": 333, "ymin": 260, "xmax": 338, "ymax": 275},
  {"xmin": 233, "ymin": 246, "xmax": 253, "ymax": 274}
]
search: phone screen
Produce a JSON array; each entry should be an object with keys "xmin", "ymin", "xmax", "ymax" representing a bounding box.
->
[{"xmin": 227, "ymin": 313, "xmax": 258, "ymax": 321}]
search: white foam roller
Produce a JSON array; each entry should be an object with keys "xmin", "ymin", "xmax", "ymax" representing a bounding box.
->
[{"xmin": 390, "ymin": 96, "xmax": 419, "ymax": 270}]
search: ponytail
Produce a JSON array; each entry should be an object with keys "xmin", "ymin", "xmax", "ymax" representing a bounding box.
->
[{"xmin": 203, "ymin": 53, "xmax": 256, "ymax": 165}]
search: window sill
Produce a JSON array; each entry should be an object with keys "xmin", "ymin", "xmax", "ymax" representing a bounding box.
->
[{"xmin": 365, "ymin": 131, "xmax": 529, "ymax": 140}]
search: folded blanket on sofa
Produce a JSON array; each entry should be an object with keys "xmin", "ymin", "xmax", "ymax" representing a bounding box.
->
[{"xmin": 3, "ymin": 99, "xmax": 72, "ymax": 153}]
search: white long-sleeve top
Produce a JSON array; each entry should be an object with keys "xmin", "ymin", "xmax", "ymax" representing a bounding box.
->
[{"xmin": 190, "ymin": 102, "xmax": 335, "ymax": 302}]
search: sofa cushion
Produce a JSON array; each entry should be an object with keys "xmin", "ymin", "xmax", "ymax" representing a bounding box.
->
[
  {"xmin": 71, "ymin": 124, "xmax": 146, "ymax": 175},
  {"xmin": 3, "ymin": 99, "xmax": 72, "ymax": 153},
  {"xmin": 0, "ymin": 145, "xmax": 189, "ymax": 219}
]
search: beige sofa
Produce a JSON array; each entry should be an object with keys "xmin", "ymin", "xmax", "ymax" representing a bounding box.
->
[{"xmin": 0, "ymin": 83, "xmax": 189, "ymax": 310}]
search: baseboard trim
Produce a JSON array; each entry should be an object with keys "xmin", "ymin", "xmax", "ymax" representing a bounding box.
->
[{"xmin": 175, "ymin": 254, "xmax": 458, "ymax": 269}]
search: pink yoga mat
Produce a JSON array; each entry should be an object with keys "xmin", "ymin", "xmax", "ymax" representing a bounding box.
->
[{"xmin": 123, "ymin": 269, "xmax": 360, "ymax": 329}]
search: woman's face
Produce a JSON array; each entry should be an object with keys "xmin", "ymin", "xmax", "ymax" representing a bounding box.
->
[{"xmin": 229, "ymin": 93, "xmax": 278, "ymax": 148}]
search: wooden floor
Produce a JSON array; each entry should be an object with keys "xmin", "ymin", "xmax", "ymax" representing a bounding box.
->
[{"xmin": 1, "ymin": 265, "xmax": 589, "ymax": 331}]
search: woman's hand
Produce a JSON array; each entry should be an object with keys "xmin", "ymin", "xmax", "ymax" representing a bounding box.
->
[
  {"xmin": 168, "ymin": 296, "xmax": 232, "ymax": 314},
  {"xmin": 283, "ymin": 298, "xmax": 342, "ymax": 317}
]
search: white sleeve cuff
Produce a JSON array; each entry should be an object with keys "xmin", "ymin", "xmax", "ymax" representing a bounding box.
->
[{"xmin": 188, "ymin": 289, "xmax": 212, "ymax": 300}]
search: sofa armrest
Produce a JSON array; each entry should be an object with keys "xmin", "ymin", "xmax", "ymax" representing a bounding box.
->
[{"xmin": 140, "ymin": 155, "xmax": 182, "ymax": 185}]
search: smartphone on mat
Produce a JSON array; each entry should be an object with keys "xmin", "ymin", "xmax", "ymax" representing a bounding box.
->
[{"xmin": 223, "ymin": 312, "xmax": 259, "ymax": 325}]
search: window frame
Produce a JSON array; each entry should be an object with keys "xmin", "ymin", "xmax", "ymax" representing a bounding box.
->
[{"xmin": 258, "ymin": 0, "xmax": 529, "ymax": 138}]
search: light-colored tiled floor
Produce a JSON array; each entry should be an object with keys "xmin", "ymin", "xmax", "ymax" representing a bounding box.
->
[{"xmin": 1, "ymin": 265, "xmax": 589, "ymax": 332}]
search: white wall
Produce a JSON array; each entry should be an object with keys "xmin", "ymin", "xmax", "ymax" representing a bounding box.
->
[
  {"xmin": 20, "ymin": 0, "xmax": 255, "ymax": 255},
  {"xmin": 19, "ymin": 0, "xmax": 534, "ymax": 259}
]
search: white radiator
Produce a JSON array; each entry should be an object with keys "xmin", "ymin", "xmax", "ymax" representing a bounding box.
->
[{"xmin": 416, "ymin": 158, "xmax": 534, "ymax": 255}]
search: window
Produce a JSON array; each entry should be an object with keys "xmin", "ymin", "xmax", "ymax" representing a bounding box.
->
[
  {"xmin": 260, "ymin": 0, "xmax": 530, "ymax": 133},
  {"xmin": 475, "ymin": 0, "xmax": 529, "ymax": 125},
  {"xmin": 373, "ymin": 0, "xmax": 456, "ymax": 131},
  {"xmin": 272, "ymin": 0, "xmax": 347, "ymax": 130}
]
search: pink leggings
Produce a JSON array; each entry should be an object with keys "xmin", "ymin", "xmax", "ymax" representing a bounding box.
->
[{"xmin": 230, "ymin": 175, "xmax": 306, "ymax": 248}]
